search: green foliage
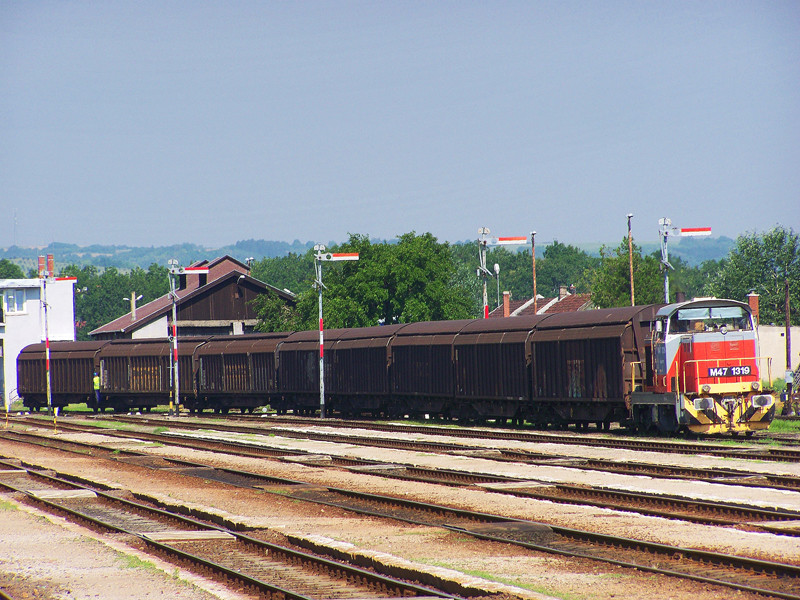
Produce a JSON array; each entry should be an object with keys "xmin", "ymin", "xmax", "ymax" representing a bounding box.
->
[
  {"xmin": 707, "ymin": 226, "xmax": 799, "ymax": 325},
  {"xmin": 251, "ymin": 251, "xmax": 314, "ymax": 296},
  {"xmin": 61, "ymin": 263, "xmax": 170, "ymax": 340},
  {"xmin": 0, "ymin": 259, "xmax": 25, "ymax": 279},
  {"xmin": 591, "ymin": 240, "xmax": 663, "ymax": 308},
  {"xmin": 252, "ymin": 290, "xmax": 306, "ymax": 332},
  {"xmin": 253, "ymin": 232, "xmax": 474, "ymax": 330},
  {"xmin": 536, "ymin": 241, "xmax": 597, "ymax": 296},
  {"xmin": 449, "ymin": 240, "xmax": 597, "ymax": 311}
]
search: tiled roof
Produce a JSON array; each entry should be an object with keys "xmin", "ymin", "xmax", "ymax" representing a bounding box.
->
[{"xmin": 488, "ymin": 293, "xmax": 592, "ymax": 318}]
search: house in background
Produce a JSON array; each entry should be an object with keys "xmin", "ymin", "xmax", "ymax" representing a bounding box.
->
[
  {"xmin": 1, "ymin": 276, "xmax": 76, "ymax": 409},
  {"xmin": 89, "ymin": 256, "xmax": 295, "ymax": 340},
  {"xmin": 488, "ymin": 285, "xmax": 593, "ymax": 318}
]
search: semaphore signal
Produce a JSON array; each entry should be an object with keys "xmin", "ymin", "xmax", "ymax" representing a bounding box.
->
[
  {"xmin": 659, "ymin": 218, "xmax": 712, "ymax": 303},
  {"xmin": 314, "ymin": 245, "xmax": 360, "ymax": 418}
]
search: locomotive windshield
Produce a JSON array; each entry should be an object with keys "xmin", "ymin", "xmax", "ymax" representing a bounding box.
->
[{"xmin": 668, "ymin": 306, "xmax": 752, "ymax": 333}]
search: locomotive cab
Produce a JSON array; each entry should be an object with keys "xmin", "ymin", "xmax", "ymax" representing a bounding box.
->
[{"xmin": 633, "ymin": 298, "xmax": 775, "ymax": 435}]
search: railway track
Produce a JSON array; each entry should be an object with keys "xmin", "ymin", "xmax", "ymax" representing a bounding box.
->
[
  {"xmin": 0, "ymin": 459, "xmax": 452, "ymax": 600},
  {"xmin": 109, "ymin": 412, "xmax": 800, "ymax": 461},
  {"xmin": 2, "ymin": 431, "xmax": 800, "ymax": 600},
  {"xmin": 5, "ymin": 417, "xmax": 800, "ymax": 533},
  {"xmin": 77, "ymin": 414, "xmax": 800, "ymax": 491}
]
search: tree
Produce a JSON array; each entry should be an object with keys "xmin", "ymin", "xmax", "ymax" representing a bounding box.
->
[
  {"xmin": 253, "ymin": 232, "xmax": 475, "ymax": 331},
  {"xmin": 448, "ymin": 240, "xmax": 597, "ymax": 311},
  {"xmin": 0, "ymin": 259, "xmax": 25, "ymax": 279},
  {"xmin": 251, "ymin": 252, "xmax": 314, "ymax": 296},
  {"xmin": 707, "ymin": 226, "xmax": 800, "ymax": 325},
  {"xmin": 252, "ymin": 291, "xmax": 305, "ymax": 333},
  {"xmin": 61, "ymin": 263, "xmax": 170, "ymax": 340},
  {"xmin": 537, "ymin": 241, "xmax": 597, "ymax": 296},
  {"xmin": 591, "ymin": 239, "xmax": 662, "ymax": 308}
]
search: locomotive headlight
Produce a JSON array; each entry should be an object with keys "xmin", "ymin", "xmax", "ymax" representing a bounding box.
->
[
  {"xmin": 693, "ymin": 397, "xmax": 714, "ymax": 411},
  {"xmin": 751, "ymin": 394, "xmax": 774, "ymax": 408},
  {"xmin": 751, "ymin": 382, "xmax": 760, "ymax": 391},
  {"xmin": 701, "ymin": 384, "xmax": 711, "ymax": 393}
]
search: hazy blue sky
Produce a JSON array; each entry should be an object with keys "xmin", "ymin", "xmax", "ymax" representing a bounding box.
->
[{"xmin": 2, "ymin": 1, "xmax": 798, "ymax": 249}]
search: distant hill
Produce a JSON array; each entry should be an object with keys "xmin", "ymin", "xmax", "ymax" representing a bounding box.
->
[
  {"xmin": 1, "ymin": 235, "xmax": 735, "ymax": 273},
  {"xmin": 0, "ymin": 239, "xmax": 316, "ymax": 273}
]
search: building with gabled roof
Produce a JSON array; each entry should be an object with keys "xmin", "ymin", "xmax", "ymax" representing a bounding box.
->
[
  {"xmin": 89, "ymin": 256, "xmax": 295, "ymax": 340},
  {"xmin": 488, "ymin": 285, "xmax": 592, "ymax": 318}
]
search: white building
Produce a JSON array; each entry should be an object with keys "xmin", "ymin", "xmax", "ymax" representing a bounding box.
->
[
  {"xmin": 0, "ymin": 277, "xmax": 76, "ymax": 410},
  {"xmin": 758, "ymin": 325, "xmax": 800, "ymax": 384}
]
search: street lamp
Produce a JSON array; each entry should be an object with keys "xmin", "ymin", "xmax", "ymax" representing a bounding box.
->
[
  {"xmin": 123, "ymin": 292, "xmax": 143, "ymax": 321},
  {"xmin": 494, "ymin": 263, "xmax": 500, "ymax": 309}
]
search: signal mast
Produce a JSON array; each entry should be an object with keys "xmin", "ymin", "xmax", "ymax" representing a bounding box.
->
[
  {"xmin": 313, "ymin": 246, "xmax": 359, "ymax": 418},
  {"xmin": 477, "ymin": 229, "xmax": 527, "ymax": 318},
  {"xmin": 658, "ymin": 218, "xmax": 711, "ymax": 303}
]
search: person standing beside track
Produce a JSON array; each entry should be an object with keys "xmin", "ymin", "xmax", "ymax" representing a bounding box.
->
[{"xmin": 93, "ymin": 372, "xmax": 101, "ymax": 411}]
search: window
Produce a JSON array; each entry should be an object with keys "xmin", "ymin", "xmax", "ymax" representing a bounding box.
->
[
  {"xmin": 4, "ymin": 289, "xmax": 25, "ymax": 314},
  {"xmin": 669, "ymin": 306, "xmax": 752, "ymax": 333}
]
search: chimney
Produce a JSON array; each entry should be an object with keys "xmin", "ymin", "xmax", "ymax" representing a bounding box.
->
[
  {"xmin": 748, "ymin": 292, "xmax": 760, "ymax": 326},
  {"xmin": 503, "ymin": 291, "xmax": 511, "ymax": 317},
  {"xmin": 559, "ymin": 285, "xmax": 568, "ymax": 300}
]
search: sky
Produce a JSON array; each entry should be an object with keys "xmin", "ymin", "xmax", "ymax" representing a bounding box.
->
[{"xmin": 2, "ymin": 1, "xmax": 799, "ymax": 250}]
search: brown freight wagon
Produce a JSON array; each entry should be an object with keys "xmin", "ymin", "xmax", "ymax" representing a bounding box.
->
[
  {"xmin": 98, "ymin": 337, "xmax": 208, "ymax": 412},
  {"xmin": 326, "ymin": 324, "xmax": 405, "ymax": 417},
  {"xmin": 388, "ymin": 319, "xmax": 473, "ymax": 419},
  {"xmin": 276, "ymin": 328, "xmax": 352, "ymax": 416},
  {"xmin": 16, "ymin": 341, "xmax": 108, "ymax": 411},
  {"xmin": 526, "ymin": 305, "xmax": 660, "ymax": 429},
  {"xmin": 452, "ymin": 315, "xmax": 547, "ymax": 424},
  {"xmin": 192, "ymin": 332, "xmax": 288, "ymax": 414}
]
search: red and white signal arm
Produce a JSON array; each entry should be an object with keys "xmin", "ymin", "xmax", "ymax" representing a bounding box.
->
[
  {"xmin": 171, "ymin": 266, "xmax": 210, "ymax": 275},
  {"xmin": 489, "ymin": 236, "xmax": 527, "ymax": 246},
  {"xmin": 678, "ymin": 227, "xmax": 712, "ymax": 237},
  {"xmin": 319, "ymin": 252, "xmax": 359, "ymax": 261}
]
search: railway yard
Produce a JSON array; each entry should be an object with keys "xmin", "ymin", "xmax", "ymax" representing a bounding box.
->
[{"xmin": 1, "ymin": 413, "xmax": 800, "ymax": 600}]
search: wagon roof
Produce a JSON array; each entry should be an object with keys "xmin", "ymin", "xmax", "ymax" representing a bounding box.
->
[
  {"xmin": 534, "ymin": 304, "xmax": 658, "ymax": 329},
  {"xmin": 100, "ymin": 337, "xmax": 208, "ymax": 357},
  {"xmin": 196, "ymin": 332, "xmax": 289, "ymax": 354},
  {"xmin": 393, "ymin": 319, "xmax": 475, "ymax": 337},
  {"xmin": 335, "ymin": 323, "xmax": 405, "ymax": 340},
  {"xmin": 457, "ymin": 314, "xmax": 548, "ymax": 334},
  {"xmin": 18, "ymin": 340, "xmax": 107, "ymax": 358}
]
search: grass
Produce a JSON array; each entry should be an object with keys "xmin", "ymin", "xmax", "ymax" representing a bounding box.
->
[
  {"xmin": 769, "ymin": 419, "xmax": 800, "ymax": 434},
  {"xmin": 0, "ymin": 500, "xmax": 19, "ymax": 511}
]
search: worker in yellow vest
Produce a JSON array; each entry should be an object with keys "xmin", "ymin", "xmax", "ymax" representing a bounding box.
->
[{"xmin": 93, "ymin": 372, "xmax": 101, "ymax": 411}]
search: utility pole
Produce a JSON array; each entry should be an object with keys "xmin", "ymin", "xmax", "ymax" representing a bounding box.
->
[
  {"xmin": 313, "ymin": 246, "xmax": 359, "ymax": 418},
  {"xmin": 531, "ymin": 231, "xmax": 537, "ymax": 314},
  {"xmin": 627, "ymin": 214, "xmax": 635, "ymax": 306}
]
